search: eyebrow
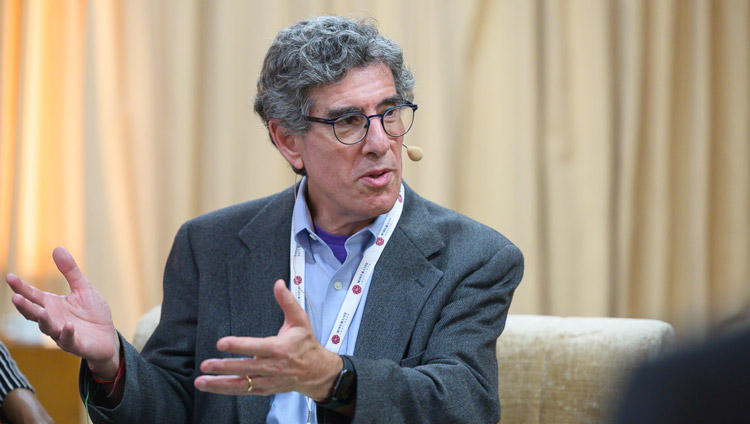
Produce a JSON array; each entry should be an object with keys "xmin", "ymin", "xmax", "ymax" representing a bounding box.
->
[{"xmin": 324, "ymin": 95, "xmax": 405, "ymax": 118}]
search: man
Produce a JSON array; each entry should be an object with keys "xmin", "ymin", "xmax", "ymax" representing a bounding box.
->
[
  {"xmin": 6, "ymin": 16, "xmax": 523, "ymax": 423},
  {"xmin": 0, "ymin": 341, "xmax": 54, "ymax": 423}
]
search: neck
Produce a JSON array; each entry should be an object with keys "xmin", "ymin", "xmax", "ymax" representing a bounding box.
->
[
  {"xmin": 304, "ymin": 191, "xmax": 375, "ymax": 236},
  {"xmin": 310, "ymin": 213, "xmax": 375, "ymax": 236}
]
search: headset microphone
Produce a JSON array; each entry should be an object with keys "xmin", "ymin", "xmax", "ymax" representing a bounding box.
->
[{"xmin": 402, "ymin": 143, "xmax": 424, "ymax": 162}]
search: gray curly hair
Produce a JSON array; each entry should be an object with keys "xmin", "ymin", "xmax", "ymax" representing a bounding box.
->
[{"xmin": 254, "ymin": 16, "xmax": 415, "ymax": 171}]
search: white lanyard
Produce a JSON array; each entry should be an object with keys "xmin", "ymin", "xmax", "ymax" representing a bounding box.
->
[{"xmin": 289, "ymin": 184, "xmax": 405, "ymax": 353}]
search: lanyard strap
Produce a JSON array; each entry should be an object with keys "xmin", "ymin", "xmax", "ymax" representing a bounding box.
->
[{"xmin": 290, "ymin": 185, "xmax": 405, "ymax": 353}]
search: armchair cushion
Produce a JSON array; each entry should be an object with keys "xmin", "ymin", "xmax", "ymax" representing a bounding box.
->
[{"xmin": 496, "ymin": 314, "xmax": 675, "ymax": 424}]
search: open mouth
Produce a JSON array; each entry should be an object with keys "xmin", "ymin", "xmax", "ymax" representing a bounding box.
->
[
  {"xmin": 368, "ymin": 170, "xmax": 387, "ymax": 178},
  {"xmin": 361, "ymin": 169, "xmax": 391, "ymax": 186}
]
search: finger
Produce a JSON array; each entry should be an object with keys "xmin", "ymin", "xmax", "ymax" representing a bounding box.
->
[
  {"xmin": 200, "ymin": 357, "xmax": 250, "ymax": 375},
  {"xmin": 194, "ymin": 374, "xmax": 249, "ymax": 395},
  {"xmin": 216, "ymin": 336, "xmax": 278, "ymax": 357},
  {"xmin": 235, "ymin": 375, "xmax": 274, "ymax": 396},
  {"xmin": 52, "ymin": 246, "xmax": 89, "ymax": 292},
  {"xmin": 35, "ymin": 307, "xmax": 64, "ymax": 342},
  {"xmin": 10, "ymin": 294, "xmax": 42, "ymax": 322},
  {"xmin": 6, "ymin": 273, "xmax": 46, "ymax": 306},
  {"xmin": 59, "ymin": 322, "xmax": 76, "ymax": 351},
  {"xmin": 201, "ymin": 357, "xmax": 277, "ymax": 377},
  {"xmin": 273, "ymin": 279, "xmax": 311, "ymax": 329}
]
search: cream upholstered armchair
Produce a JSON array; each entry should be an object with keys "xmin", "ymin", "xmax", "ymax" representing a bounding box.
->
[
  {"xmin": 132, "ymin": 305, "xmax": 161, "ymax": 352},
  {"xmin": 496, "ymin": 314, "xmax": 675, "ymax": 424},
  {"xmin": 134, "ymin": 308, "xmax": 675, "ymax": 424}
]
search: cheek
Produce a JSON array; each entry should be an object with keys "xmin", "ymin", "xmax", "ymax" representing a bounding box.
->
[
  {"xmin": 309, "ymin": 148, "xmax": 354, "ymax": 182},
  {"xmin": 392, "ymin": 142, "xmax": 404, "ymax": 166}
]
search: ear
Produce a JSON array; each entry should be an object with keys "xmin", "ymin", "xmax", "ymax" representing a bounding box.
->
[{"xmin": 269, "ymin": 120, "xmax": 304, "ymax": 171}]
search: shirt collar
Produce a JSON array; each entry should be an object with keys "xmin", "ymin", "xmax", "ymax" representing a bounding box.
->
[{"xmin": 292, "ymin": 177, "xmax": 389, "ymax": 254}]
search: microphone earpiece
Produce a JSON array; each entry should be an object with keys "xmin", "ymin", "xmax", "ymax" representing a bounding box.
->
[{"xmin": 402, "ymin": 143, "xmax": 424, "ymax": 162}]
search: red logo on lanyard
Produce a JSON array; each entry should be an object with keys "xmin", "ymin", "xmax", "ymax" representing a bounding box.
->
[
  {"xmin": 331, "ymin": 335, "xmax": 341, "ymax": 344},
  {"xmin": 293, "ymin": 276, "xmax": 302, "ymax": 285},
  {"xmin": 375, "ymin": 237, "xmax": 384, "ymax": 246},
  {"xmin": 352, "ymin": 284, "xmax": 362, "ymax": 294}
]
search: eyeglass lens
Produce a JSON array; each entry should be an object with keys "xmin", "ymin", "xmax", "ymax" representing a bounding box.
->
[{"xmin": 333, "ymin": 105, "xmax": 415, "ymax": 145}]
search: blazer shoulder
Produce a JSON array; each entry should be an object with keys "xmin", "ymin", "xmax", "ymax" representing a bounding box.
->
[
  {"xmin": 403, "ymin": 186, "xmax": 519, "ymax": 256},
  {"xmin": 182, "ymin": 187, "xmax": 294, "ymax": 236}
]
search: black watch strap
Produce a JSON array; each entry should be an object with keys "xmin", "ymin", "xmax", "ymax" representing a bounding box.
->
[{"xmin": 318, "ymin": 355, "xmax": 357, "ymax": 410}]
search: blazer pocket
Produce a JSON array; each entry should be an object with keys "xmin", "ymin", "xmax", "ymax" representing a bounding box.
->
[{"xmin": 399, "ymin": 351, "xmax": 425, "ymax": 368}]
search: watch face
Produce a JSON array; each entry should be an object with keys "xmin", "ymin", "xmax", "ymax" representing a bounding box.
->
[{"xmin": 335, "ymin": 369, "xmax": 356, "ymax": 402}]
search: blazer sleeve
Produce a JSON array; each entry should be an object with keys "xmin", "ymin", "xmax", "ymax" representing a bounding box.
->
[
  {"xmin": 345, "ymin": 242, "xmax": 523, "ymax": 424},
  {"xmin": 79, "ymin": 222, "xmax": 200, "ymax": 424}
]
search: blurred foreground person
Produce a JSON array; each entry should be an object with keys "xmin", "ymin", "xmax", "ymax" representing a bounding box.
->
[{"xmin": 614, "ymin": 328, "xmax": 750, "ymax": 424}]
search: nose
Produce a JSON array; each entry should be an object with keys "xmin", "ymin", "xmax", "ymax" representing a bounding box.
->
[{"xmin": 361, "ymin": 117, "xmax": 391, "ymax": 157}]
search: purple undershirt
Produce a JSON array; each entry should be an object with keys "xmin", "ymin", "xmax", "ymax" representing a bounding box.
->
[{"xmin": 313, "ymin": 224, "xmax": 349, "ymax": 264}]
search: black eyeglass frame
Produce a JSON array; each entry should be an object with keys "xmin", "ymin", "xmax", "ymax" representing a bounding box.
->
[{"xmin": 305, "ymin": 103, "xmax": 418, "ymax": 145}]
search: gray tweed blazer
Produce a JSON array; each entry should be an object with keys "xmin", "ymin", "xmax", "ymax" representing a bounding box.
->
[{"xmin": 80, "ymin": 184, "xmax": 523, "ymax": 424}]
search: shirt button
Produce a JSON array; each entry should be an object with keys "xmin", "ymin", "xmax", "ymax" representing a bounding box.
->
[{"xmin": 333, "ymin": 281, "xmax": 343, "ymax": 291}]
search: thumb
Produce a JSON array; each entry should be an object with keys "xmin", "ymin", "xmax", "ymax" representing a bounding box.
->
[
  {"xmin": 273, "ymin": 279, "xmax": 311, "ymax": 329},
  {"xmin": 52, "ymin": 246, "xmax": 90, "ymax": 293}
]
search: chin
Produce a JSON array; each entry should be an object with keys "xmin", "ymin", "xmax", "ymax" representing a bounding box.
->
[{"xmin": 366, "ymin": 188, "xmax": 400, "ymax": 216}]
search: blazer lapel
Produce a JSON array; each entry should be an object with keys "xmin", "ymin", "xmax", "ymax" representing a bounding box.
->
[
  {"xmin": 228, "ymin": 188, "xmax": 295, "ymax": 338},
  {"xmin": 226, "ymin": 188, "xmax": 295, "ymax": 422},
  {"xmin": 355, "ymin": 186, "xmax": 445, "ymax": 362}
]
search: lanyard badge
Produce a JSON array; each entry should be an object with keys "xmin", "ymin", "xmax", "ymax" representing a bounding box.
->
[{"xmin": 289, "ymin": 185, "xmax": 405, "ymax": 353}]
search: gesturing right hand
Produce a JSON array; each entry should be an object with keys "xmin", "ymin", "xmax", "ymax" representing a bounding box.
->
[{"xmin": 5, "ymin": 246, "xmax": 121, "ymax": 379}]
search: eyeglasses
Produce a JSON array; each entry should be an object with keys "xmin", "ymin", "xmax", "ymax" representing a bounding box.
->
[{"xmin": 306, "ymin": 103, "xmax": 418, "ymax": 145}]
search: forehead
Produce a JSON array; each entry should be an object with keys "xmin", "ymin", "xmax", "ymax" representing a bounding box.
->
[{"xmin": 308, "ymin": 62, "xmax": 397, "ymax": 114}]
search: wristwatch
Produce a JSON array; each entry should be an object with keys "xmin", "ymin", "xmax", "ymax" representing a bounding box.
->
[{"xmin": 318, "ymin": 355, "xmax": 357, "ymax": 410}]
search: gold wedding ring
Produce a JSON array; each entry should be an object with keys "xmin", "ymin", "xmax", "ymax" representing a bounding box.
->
[{"xmin": 246, "ymin": 375, "xmax": 253, "ymax": 393}]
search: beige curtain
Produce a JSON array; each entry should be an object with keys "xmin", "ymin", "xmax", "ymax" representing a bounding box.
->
[
  {"xmin": 1, "ymin": 0, "xmax": 748, "ymax": 340},
  {"xmin": 460, "ymin": 0, "xmax": 750, "ymax": 338},
  {"xmin": 1, "ymin": 0, "xmax": 85, "ymax": 298}
]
